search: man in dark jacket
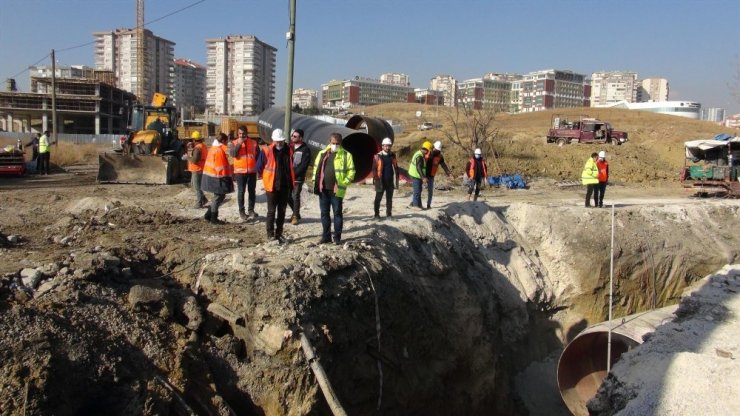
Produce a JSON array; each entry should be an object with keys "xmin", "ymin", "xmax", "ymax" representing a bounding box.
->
[
  {"xmin": 25, "ymin": 134, "xmax": 39, "ymax": 174},
  {"xmin": 425, "ymin": 140, "xmax": 452, "ymax": 209},
  {"xmin": 287, "ymin": 128, "xmax": 311, "ymax": 225},
  {"xmin": 372, "ymin": 137, "xmax": 399, "ymax": 219}
]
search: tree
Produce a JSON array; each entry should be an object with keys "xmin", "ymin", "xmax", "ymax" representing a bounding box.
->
[
  {"xmin": 438, "ymin": 104, "xmax": 501, "ymax": 158},
  {"xmin": 293, "ymin": 103, "xmax": 302, "ymax": 113}
]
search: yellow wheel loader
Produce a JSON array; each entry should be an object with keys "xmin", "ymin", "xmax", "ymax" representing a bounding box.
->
[{"xmin": 97, "ymin": 93, "xmax": 188, "ymax": 184}]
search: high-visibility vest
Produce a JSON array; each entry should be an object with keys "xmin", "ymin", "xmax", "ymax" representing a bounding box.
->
[
  {"xmin": 313, "ymin": 146, "xmax": 356, "ymax": 198},
  {"xmin": 261, "ymin": 144, "xmax": 295, "ymax": 192},
  {"xmin": 581, "ymin": 158, "xmax": 599, "ymax": 185},
  {"xmin": 39, "ymin": 134, "xmax": 50, "ymax": 154},
  {"xmin": 596, "ymin": 159, "xmax": 609, "ymax": 182},
  {"xmin": 232, "ymin": 138, "xmax": 258, "ymax": 174},
  {"xmin": 467, "ymin": 157, "xmax": 488, "ymax": 179},
  {"xmin": 188, "ymin": 142, "xmax": 207, "ymax": 172},
  {"xmin": 203, "ymin": 144, "xmax": 232, "ymax": 179},
  {"xmin": 408, "ymin": 150, "xmax": 425, "ymax": 179}
]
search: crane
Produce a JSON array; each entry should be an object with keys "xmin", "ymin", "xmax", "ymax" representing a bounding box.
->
[{"xmin": 136, "ymin": 0, "xmax": 145, "ymax": 104}]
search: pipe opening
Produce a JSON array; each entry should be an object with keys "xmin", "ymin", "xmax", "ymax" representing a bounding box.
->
[{"xmin": 343, "ymin": 132, "xmax": 378, "ymax": 181}]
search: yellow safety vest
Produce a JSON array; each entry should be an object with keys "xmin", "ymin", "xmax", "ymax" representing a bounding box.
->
[{"xmin": 39, "ymin": 134, "xmax": 50, "ymax": 153}]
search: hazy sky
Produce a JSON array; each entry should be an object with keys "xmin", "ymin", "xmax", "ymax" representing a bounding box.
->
[{"xmin": 1, "ymin": 0, "xmax": 739, "ymax": 113}]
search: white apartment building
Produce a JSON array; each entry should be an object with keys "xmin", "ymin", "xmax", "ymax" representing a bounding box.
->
[
  {"xmin": 173, "ymin": 59, "xmax": 207, "ymax": 115},
  {"xmin": 590, "ymin": 71, "xmax": 638, "ymax": 106},
  {"xmin": 700, "ymin": 107, "xmax": 726, "ymax": 123},
  {"xmin": 518, "ymin": 69, "xmax": 590, "ymax": 112},
  {"xmin": 638, "ymin": 78, "xmax": 669, "ymax": 102},
  {"xmin": 93, "ymin": 29, "xmax": 175, "ymax": 102},
  {"xmin": 380, "ymin": 72, "xmax": 410, "ymax": 86},
  {"xmin": 206, "ymin": 35, "xmax": 277, "ymax": 116},
  {"xmin": 292, "ymin": 88, "xmax": 318, "ymax": 110},
  {"xmin": 430, "ymin": 75, "xmax": 457, "ymax": 107}
]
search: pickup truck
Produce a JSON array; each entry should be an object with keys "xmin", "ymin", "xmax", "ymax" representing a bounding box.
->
[
  {"xmin": 418, "ymin": 122, "xmax": 436, "ymax": 131},
  {"xmin": 547, "ymin": 116, "xmax": 628, "ymax": 146}
]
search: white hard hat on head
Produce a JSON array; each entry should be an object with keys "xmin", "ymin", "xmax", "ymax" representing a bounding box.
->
[
  {"xmin": 434, "ymin": 141, "xmax": 442, "ymax": 151},
  {"xmin": 382, "ymin": 137, "xmax": 392, "ymax": 146},
  {"xmin": 271, "ymin": 129, "xmax": 286, "ymax": 141},
  {"xmin": 598, "ymin": 150, "xmax": 606, "ymax": 158},
  {"xmin": 474, "ymin": 148, "xmax": 482, "ymax": 155}
]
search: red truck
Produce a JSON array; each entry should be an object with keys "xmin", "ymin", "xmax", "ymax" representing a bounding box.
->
[
  {"xmin": 547, "ymin": 115, "xmax": 628, "ymax": 147},
  {"xmin": 0, "ymin": 143, "xmax": 26, "ymax": 176}
]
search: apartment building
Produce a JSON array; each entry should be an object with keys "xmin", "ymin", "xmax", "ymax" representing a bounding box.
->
[
  {"xmin": 430, "ymin": 75, "xmax": 457, "ymax": 107},
  {"xmin": 206, "ymin": 35, "xmax": 277, "ymax": 116},
  {"xmin": 590, "ymin": 71, "xmax": 638, "ymax": 106},
  {"xmin": 93, "ymin": 28, "xmax": 175, "ymax": 101},
  {"xmin": 173, "ymin": 59, "xmax": 207, "ymax": 115},
  {"xmin": 414, "ymin": 88, "xmax": 444, "ymax": 106},
  {"xmin": 380, "ymin": 72, "xmax": 410, "ymax": 86},
  {"xmin": 321, "ymin": 77, "xmax": 414, "ymax": 108},
  {"xmin": 638, "ymin": 78, "xmax": 669, "ymax": 102},
  {"xmin": 700, "ymin": 107, "xmax": 726, "ymax": 123},
  {"xmin": 517, "ymin": 69, "xmax": 590, "ymax": 112},
  {"xmin": 292, "ymin": 88, "xmax": 318, "ymax": 110}
]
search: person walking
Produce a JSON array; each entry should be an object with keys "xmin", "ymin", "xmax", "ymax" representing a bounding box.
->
[
  {"xmin": 425, "ymin": 140, "xmax": 452, "ymax": 209},
  {"xmin": 37, "ymin": 130, "xmax": 55, "ymax": 175},
  {"xmin": 371, "ymin": 137, "xmax": 399, "ymax": 219},
  {"xmin": 201, "ymin": 133, "xmax": 234, "ymax": 224},
  {"xmin": 25, "ymin": 134, "xmax": 39, "ymax": 174},
  {"xmin": 313, "ymin": 132, "xmax": 356, "ymax": 245},
  {"xmin": 465, "ymin": 148, "xmax": 488, "ymax": 201},
  {"xmin": 408, "ymin": 141, "xmax": 432, "ymax": 209},
  {"xmin": 595, "ymin": 150, "xmax": 609, "ymax": 208},
  {"xmin": 186, "ymin": 131, "xmax": 208, "ymax": 208},
  {"xmin": 229, "ymin": 125, "xmax": 260, "ymax": 221},
  {"xmin": 257, "ymin": 129, "xmax": 294, "ymax": 243},
  {"xmin": 581, "ymin": 152, "xmax": 600, "ymax": 208},
  {"xmin": 287, "ymin": 128, "xmax": 312, "ymax": 225}
]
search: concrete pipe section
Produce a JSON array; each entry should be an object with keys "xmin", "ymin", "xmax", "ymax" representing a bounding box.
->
[
  {"xmin": 557, "ymin": 305, "xmax": 678, "ymax": 415},
  {"xmin": 257, "ymin": 108, "xmax": 380, "ymax": 182},
  {"xmin": 345, "ymin": 114, "xmax": 395, "ymax": 145}
]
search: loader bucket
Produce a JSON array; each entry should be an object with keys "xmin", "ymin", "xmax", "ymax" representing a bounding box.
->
[{"xmin": 97, "ymin": 152, "xmax": 183, "ymax": 184}]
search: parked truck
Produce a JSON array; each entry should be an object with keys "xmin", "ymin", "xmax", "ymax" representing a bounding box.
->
[
  {"xmin": 680, "ymin": 134, "xmax": 739, "ymax": 197},
  {"xmin": 547, "ymin": 115, "xmax": 628, "ymax": 146}
]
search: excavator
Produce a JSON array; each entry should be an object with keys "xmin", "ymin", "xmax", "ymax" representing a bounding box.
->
[{"xmin": 97, "ymin": 93, "xmax": 187, "ymax": 184}]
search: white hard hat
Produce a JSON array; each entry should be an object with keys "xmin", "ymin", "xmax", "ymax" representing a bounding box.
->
[
  {"xmin": 598, "ymin": 150, "xmax": 606, "ymax": 158},
  {"xmin": 271, "ymin": 128, "xmax": 286, "ymax": 141},
  {"xmin": 474, "ymin": 148, "xmax": 482, "ymax": 155},
  {"xmin": 381, "ymin": 137, "xmax": 393, "ymax": 146},
  {"xmin": 434, "ymin": 141, "xmax": 442, "ymax": 151}
]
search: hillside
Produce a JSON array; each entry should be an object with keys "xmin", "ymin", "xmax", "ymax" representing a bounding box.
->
[{"xmin": 357, "ymin": 103, "xmax": 736, "ymax": 184}]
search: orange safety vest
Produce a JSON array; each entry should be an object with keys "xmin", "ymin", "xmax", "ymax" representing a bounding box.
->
[
  {"xmin": 428, "ymin": 152, "xmax": 443, "ymax": 176},
  {"xmin": 203, "ymin": 144, "xmax": 232, "ymax": 179},
  {"xmin": 261, "ymin": 144, "xmax": 295, "ymax": 192},
  {"xmin": 232, "ymin": 138, "xmax": 258, "ymax": 174},
  {"xmin": 597, "ymin": 159, "xmax": 609, "ymax": 182},
  {"xmin": 374, "ymin": 153, "xmax": 398, "ymax": 179},
  {"xmin": 187, "ymin": 142, "xmax": 207, "ymax": 172},
  {"xmin": 468, "ymin": 158, "xmax": 488, "ymax": 179}
]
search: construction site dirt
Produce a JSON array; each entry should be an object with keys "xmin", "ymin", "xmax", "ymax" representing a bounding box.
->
[{"xmin": 1, "ymin": 169, "xmax": 738, "ymax": 415}]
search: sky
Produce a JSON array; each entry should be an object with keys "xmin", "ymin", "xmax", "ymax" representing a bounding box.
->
[{"xmin": 1, "ymin": 0, "xmax": 739, "ymax": 114}]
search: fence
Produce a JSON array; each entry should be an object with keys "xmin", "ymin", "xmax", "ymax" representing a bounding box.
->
[{"xmin": 0, "ymin": 132, "xmax": 120, "ymax": 145}]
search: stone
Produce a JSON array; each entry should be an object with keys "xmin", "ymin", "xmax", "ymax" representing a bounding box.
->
[
  {"xmin": 181, "ymin": 296, "xmax": 203, "ymax": 331},
  {"xmin": 20, "ymin": 268, "xmax": 42, "ymax": 289},
  {"xmin": 7, "ymin": 235, "xmax": 19, "ymax": 244},
  {"xmin": 128, "ymin": 285, "xmax": 167, "ymax": 309}
]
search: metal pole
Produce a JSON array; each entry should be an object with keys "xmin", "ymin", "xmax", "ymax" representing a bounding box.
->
[
  {"xmin": 607, "ymin": 202, "xmax": 615, "ymax": 372},
  {"xmin": 283, "ymin": 0, "xmax": 296, "ymax": 136},
  {"xmin": 51, "ymin": 49, "xmax": 57, "ymax": 145}
]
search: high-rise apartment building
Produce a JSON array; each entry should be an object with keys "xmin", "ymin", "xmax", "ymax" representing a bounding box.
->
[
  {"xmin": 700, "ymin": 107, "xmax": 726, "ymax": 123},
  {"xmin": 517, "ymin": 69, "xmax": 590, "ymax": 112},
  {"xmin": 457, "ymin": 76, "xmax": 515, "ymax": 111},
  {"xmin": 93, "ymin": 29, "xmax": 175, "ymax": 102},
  {"xmin": 590, "ymin": 71, "xmax": 638, "ymax": 106},
  {"xmin": 292, "ymin": 88, "xmax": 318, "ymax": 110},
  {"xmin": 430, "ymin": 75, "xmax": 457, "ymax": 107},
  {"xmin": 638, "ymin": 78, "xmax": 669, "ymax": 102},
  {"xmin": 173, "ymin": 59, "xmax": 206, "ymax": 115},
  {"xmin": 380, "ymin": 72, "xmax": 410, "ymax": 86},
  {"xmin": 321, "ymin": 77, "xmax": 414, "ymax": 108},
  {"xmin": 205, "ymin": 35, "xmax": 277, "ymax": 116}
]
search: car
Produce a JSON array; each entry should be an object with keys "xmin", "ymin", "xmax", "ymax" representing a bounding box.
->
[{"xmin": 418, "ymin": 122, "xmax": 435, "ymax": 131}]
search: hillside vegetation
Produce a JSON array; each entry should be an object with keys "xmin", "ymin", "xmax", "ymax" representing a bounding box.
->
[{"xmin": 358, "ymin": 103, "xmax": 736, "ymax": 184}]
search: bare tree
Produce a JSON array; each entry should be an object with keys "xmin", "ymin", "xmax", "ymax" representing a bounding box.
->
[{"xmin": 438, "ymin": 104, "xmax": 500, "ymax": 158}]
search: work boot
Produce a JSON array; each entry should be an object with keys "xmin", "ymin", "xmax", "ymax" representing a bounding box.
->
[
  {"xmin": 239, "ymin": 210, "xmax": 248, "ymax": 221},
  {"xmin": 248, "ymin": 210, "xmax": 257, "ymax": 220},
  {"xmin": 200, "ymin": 198, "xmax": 209, "ymax": 208},
  {"xmin": 290, "ymin": 215, "xmax": 299, "ymax": 225},
  {"xmin": 204, "ymin": 209, "xmax": 212, "ymax": 221},
  {"xmin": 209, "ymin": 215, "xmax": 225, "ymax": 225}
]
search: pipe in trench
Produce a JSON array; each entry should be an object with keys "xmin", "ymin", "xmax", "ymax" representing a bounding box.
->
[
  {"xmin": 556, "ymin": 304, "xmax": 678, "ymax": 416},
  {"xmin": 257, "ymin": 108, "xmax": 380, "ymax": 182}
]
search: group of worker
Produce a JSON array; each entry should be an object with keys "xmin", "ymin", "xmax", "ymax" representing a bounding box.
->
[
  {"xmin": 581, "ymin": 150, "xmax": 610, "ymax": 207},
  {"xmin": 23, "ymin": 131, "xmax": 54, "ymax": 175}
]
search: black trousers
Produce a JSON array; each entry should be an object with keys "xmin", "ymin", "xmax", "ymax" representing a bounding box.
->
[
  {"xmin": 38, "ymin": 152, "xmax": 50, "ymax": 174},
  {"xmin": 585, "ymin": 184, "xmax": 598, "ymax": 207},
  {"xmin": 374, "ymin": 180, "xmax": 395, "ymax": 216},
  {"xmin": 266, "ymin": 187, "xmax": 291, "ymax": 238},
  {"xmin": 287, "ymin": 180, "xmax": 304, "ymax": 218},
  {"xmin": 596, "ymin": 182, "xmax": 607, "ymax": 207}
]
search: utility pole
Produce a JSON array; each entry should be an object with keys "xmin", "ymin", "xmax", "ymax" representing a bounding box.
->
[
  {"xmin": 283, "ymin": 0, "xmax": 296, "ymax": 136},
  {"xmin": 51, "ymin": 49, "xmax": 57, "ymax": 146},
  {"xmin": 136, "ymin": 0, "xmax": 145, "ymax": 103}
]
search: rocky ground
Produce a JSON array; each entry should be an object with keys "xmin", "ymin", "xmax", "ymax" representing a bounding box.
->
[{"xmin": 0, "ymin": 168, "xmax": 738, "ymax": 415}]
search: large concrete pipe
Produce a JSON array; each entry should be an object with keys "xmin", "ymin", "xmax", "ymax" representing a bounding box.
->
[
  {"xmin": 258, "ymin": 108, "xmax": 378, "ymax": 182},
  {"xmin": 345, "ymin": 114, "xmax": 394, "ymax": 144},
  {"xmin": 557, "ymin": 305, "xmax": 678, "ymax": 416}
]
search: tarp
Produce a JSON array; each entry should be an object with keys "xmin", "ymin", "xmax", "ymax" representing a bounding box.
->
[
  {"xmin": 488, "ymin": 174, "xmax": 527, "ymax": 189},
  {"xmin": 684, "ymin": 137, "xmax": 740, "ymax": 159},
  {"xmin": 713, "ymin": 133, "xmax": 734, "ymax": 141}
]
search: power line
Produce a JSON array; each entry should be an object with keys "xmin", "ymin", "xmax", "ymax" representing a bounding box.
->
[{"xmin": 8, "ymin": 54, "xmax": 50, "ymax": 80}]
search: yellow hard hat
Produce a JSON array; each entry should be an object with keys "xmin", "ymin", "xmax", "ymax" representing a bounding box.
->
[
  {"xmin": 190, "ymin": 131, "xmax": 202, "ymax": 140},
  {"xmin": 422, "ymin": 141, "xmax": 433, "ymax": 152}
]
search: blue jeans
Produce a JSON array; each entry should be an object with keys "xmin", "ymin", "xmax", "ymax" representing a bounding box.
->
[
  {"xmin": 426, "ymin": 176, "xmax": 435, "ymax": 208},
  {"xmin": 411, "ymin": 178, "xmax": 423, "ymax": 207},
  {"xmin": 234, "ymin": 173, "xmax": 257, "ymax": 213},
  {"xmin": 319, "ymin": 190, "xmax": 344, "ymax": 242}
]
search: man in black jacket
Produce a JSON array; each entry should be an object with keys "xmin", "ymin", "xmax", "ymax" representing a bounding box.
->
[{"xmin": 287, "ymin": 128, "xmax": 312, "ymax": 225}]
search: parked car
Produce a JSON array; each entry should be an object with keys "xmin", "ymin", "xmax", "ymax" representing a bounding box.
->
[{"xmin": 418, "ymin": 122, "xmax": 435, "ymax": 131}]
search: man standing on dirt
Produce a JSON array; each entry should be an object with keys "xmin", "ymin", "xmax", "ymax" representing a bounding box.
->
[
  {"xmin": 257, "ymin": 129, "xmax": 294, "ymax": 243},
  {"xmin": 581, "ymin": 152, "xmax": 599, "ymax": 208},
  {"xmin": 372, "ymin": 137, "xmax": 399, "ymax": 219},
  {"xmin": 186, "ymin": 131, "xmax": 208, "ymax": 208},
  {"xmin": 229, "ymin": 125, "xmax": 260, "ymax": 221},
  {"xmin": 287, "ymin": 128, "xmax": 311, "ymax": 225},
  {"xmin": 408, "ymin": 141, "xmax": 432, "ymax": 209},
  {"xmin": 595, "ymin": 150, "xmax": 609, "ymax": 208},
  {"xmin": 313, "ymin": 132, "xmax": 356, "ymax": 245},
  {"xmin": 37, "ymin": 130, "xmax": 55, "ymax": 175},
  {"xmin": 425, "ymin": 140, "xmax": 452, "ymax": 209},
  {"xmin": 465, "ymin": 148, "xmax": 488, "ymax": 201},
  {"xmin": 25, "ymin": 134, "xmax": 39, "ymax": 174},
  {"xmin": 201, "ymin": 133, "xmax": 234, "ymax": 224}
]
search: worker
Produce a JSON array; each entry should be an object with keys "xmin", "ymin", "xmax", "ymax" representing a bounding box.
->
[
  {"xmin": 25, "ymin": 134, "xmax": 39, "ymax": 174},
  {"xmin": 371, "ymin": 137, "xmax": 399, "ymax": 219},
  {"xmin": 425, "ymin": 140, "xmax": 452, "ymax": 209},
  {"xmin": 37, "ymin": 130, "xmax": 55, "ymax": 175},
  {"xmin": 201, "ymin": 133, "xmax": 234, "ymax": 224},
  {"xmin": 287, "ymin": 128, "xmax": 312, "ymax": 225},
  {"xmin": 408, "ymin": 141, "xmax": 432, "ymax": 209},
  {"xmin": 229, "ymin": 125, "xmax": 260, "ymax": 221},
  {"xmin": 257, "ymin": 129, "xmax": 294, "ymax": 243},
  {"xmin": 581, "ymin": 152, "xmax": 600, "ymax": 208},
  {"xmin": 595, "ymin": 150, "xmax": 609, "ymax": 208},
  {"xmin": 186, "ymin": 131, "xmax": 208, "ymax": 209},
  {"xmin": 313, "ymin": 132, "xmax": 356, "ymax": 245},
  {"xmin": 465, "ymin": 148, "xmax": 488, "ymax": 201}
]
